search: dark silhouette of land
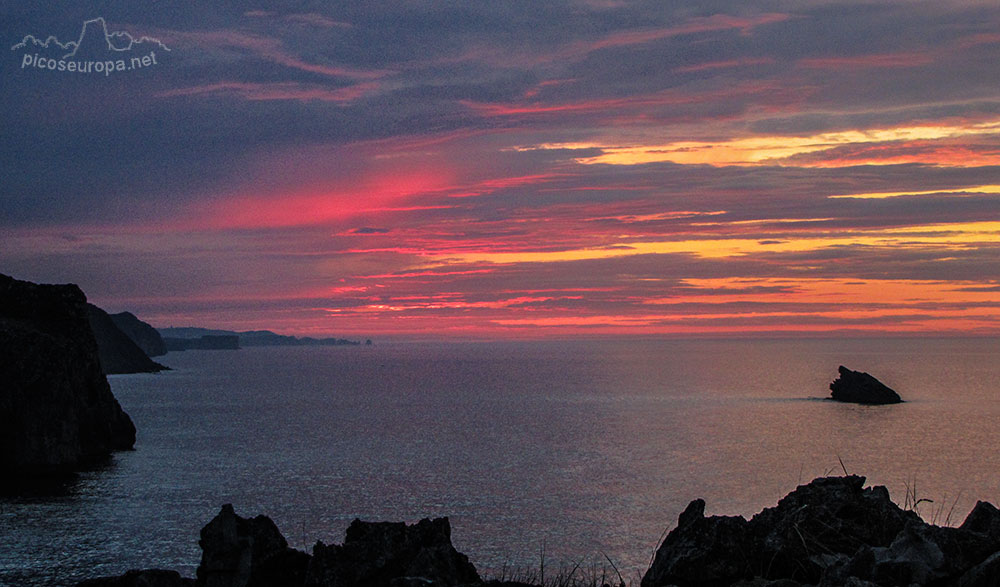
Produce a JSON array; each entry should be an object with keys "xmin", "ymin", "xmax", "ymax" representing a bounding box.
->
[
  {"xmin": 108, "ymin": 311, "xmax": 168, "ymax": 357},
  {"xmin": 164, "ymin": 334, "xmax": 240, "ymax": 351},
  {"xmin": 76, "ymin": 475, "xmax": 1000, "ymax": 586},
  {"xmin": 159, "ymin": 327, "xmax": 362, "ymax": 348},
  {"xmin": 0, "ymin": 274, "xmax": 135, "ymax": 477},
  {"xmin": 87, "ymin": 303, "xmax": 168, "ymax": 374}
]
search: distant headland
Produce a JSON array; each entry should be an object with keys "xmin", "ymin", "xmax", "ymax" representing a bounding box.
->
[{"xmin": 158, "ymin": 327, "xmax": 366, "ymax": 350}]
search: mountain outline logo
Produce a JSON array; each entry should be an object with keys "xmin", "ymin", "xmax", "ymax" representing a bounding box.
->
[
  {"xmin": 12, "ymin": 17, "xmax": 170, "ymax": 58},
  {"xmin": 13, "ymin": 17, "xmax": 170, "ymax": 75}
]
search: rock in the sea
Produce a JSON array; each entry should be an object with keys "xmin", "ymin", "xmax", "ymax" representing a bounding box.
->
[
  {"xmin": 109, "ymin": 310, "xmax": 168, "ymax": 357},
  {"xmin": 196, "ymin": 504, "xmax": 309, "ymax": 587},
  {"xmin": 0, "ymin": 273, "xmax": 136, "ymax": 476},
  {"xmin": 88, "ymin": 303, "xmax": 168, "ymax": 374},
  {"xmin": 305, "ymin": 517, "xmax": 481, "ymax": 587},
  {"xmin": 829, "ymin": 366, "xmax": 902, "ymax": 404}
]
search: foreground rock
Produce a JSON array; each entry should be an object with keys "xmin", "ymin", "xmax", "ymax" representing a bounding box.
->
[
  {"xmin": 306, "ymin": 517, "xmax": 480, "ymax": 587},
  {"xmin": 102, "ymin": 504, "xmax": 482, "ymax": 587},
  {"xmin": 88, "ymin": 303, "xmax": 169, "ymax": 374},
  {"xmin": 72, "ymin": 476, "xmax": 1000, "ymax": 587},
  {"xmin": 829, "ymin": 366, "xmax": 902, "ymax": 404},
  {"xmin": 197, "ymin": 504, "xmax": 309, "ymax": 587},
  {"xmin": 643, "ymin": 475, "xmax": 1000, "ymax": 587},
  {"xmin": 0, "ymin": 273, "xmax": 136, "ymax": 477}
]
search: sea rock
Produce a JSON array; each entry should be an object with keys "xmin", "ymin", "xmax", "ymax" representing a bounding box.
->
[
  {"xmin": 77, "ymin": 569, "xmax": 194, "ymax": 586},
  {"xmin": 109, "ymin": 311, "xmax": 168, "ymax": 357},
  {"xmin": 88, "ymin": 303, "xmax": 168, "ymax": 374},
  {"xmin": 196, "ymin": 504, "xmax": 308, "ymax": 587},
  {"xmin": 0, "ymin": 273, "xmax": 136, "ymax": 476},
  {"xmin": 829, "ymin": 366, "xmax": 902, "ymax": 404},
  {"xmin": 304, "ymin": 517, "xmax": 481, "ymax": 587}
]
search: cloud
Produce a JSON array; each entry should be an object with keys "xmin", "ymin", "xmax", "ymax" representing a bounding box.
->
[{"xmin": 3, "ymin": 1, "xmax": 1000, "ymax": 335}]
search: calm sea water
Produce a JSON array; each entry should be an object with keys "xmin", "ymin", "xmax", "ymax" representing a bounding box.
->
[{"xmin": 3, "ymin": 338, "xmax": 1000, "ymax": 585}]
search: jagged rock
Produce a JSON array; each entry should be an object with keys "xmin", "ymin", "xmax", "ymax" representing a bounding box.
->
[
  {"xmin": 955, "ymin": 551, "xmax": 1000, "ymax": 587},
  {"xmin": 304, "ymin": 517, "xmax": 481, "ymax": 587},
  {"xmin": 961, "ymin": 501, "xmax": 1000, "ymax": 538},
  {"xmin": 0, "ymin": 273, "xmax": 136, "ymax": 476},
  {"xmin": 750, "ymin": 476, "xmax": 919, "ymax": 583},
  {"xmin": 88, "ymin": 303, "xmax": 168, "ymax": 374},
  {"xmin": 829, "ymin": 366, "xmax": 902, "ymax": 404},
  {"xmin": 77, "ymin": 569, "xmax": 194, "ymax": 586},
  {"xmin": 645, "ymin": 475, "xmax": 1000, "ymax": 587},
  {"xmin": 641, "ymin": 499, "xmax": 754, "ymax": 587},
  {"xmin": 643, "ymin": 477, "xmax": 921, "ymax": 587},
  {"xmin": 196, "ymin": 504, "xmax": 308, "ymax": 587},
  {"xmin": 867, "ymin": 523, "xmax": 945, "ymax": 585},
  {"xmin": 109, "ymin": 311, "xmax": 168, "ymax": 357}
]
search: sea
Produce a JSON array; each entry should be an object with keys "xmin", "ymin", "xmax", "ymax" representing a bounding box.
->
[{"xmin": 2, "ymin": 338, "xmax": 1000, "ymax": 586}]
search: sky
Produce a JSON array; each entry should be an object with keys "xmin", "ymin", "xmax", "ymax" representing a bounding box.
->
[{"xmin": 2, "ymin": 1, "xmax": 999, "ymax": 339}]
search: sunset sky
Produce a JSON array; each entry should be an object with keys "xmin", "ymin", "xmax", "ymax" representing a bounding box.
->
[{"xmin": 2, "ymin": 1, "xmax": 999, "ymax": 338}]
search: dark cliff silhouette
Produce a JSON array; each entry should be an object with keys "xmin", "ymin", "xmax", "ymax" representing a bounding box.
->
[
  {"xmin": 109, "ymin": 311, "xmax": 167, "ymax": 357},
  {"xmin": 87, "ymin": 304, "xmax": 168, "ymax": 374},
  {"xmin": 0, "ymin": 273, "xmax": 136, "ymax": 477}
]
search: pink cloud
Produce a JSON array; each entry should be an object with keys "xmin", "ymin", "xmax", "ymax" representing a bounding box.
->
[
  {"xmin": 169, "ymin": 29, "xmax": 391, "ymax": 79},
  {"xmin": 156, "ymin": 81, "xmax": 381, "ymax": 103},
  {"xmin": 674, "ymin": 57, "xmax": 776, "ymax": 74},
  {"xmin": 797, "ymin": 51, "xmax": 935, "ymax": 69}
]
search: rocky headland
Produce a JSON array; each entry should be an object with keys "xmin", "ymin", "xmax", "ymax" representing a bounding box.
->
[
  {"xmin": 159, "ymin": 326, "xmax": 361, "ymax": 348},
  {"xmin": 164, "ymin": 334, "xmax": 241, "ymax": 351},
  {"xmin": 88, "ymin": 303, "xmax": 169, "ymax": 374},
  {"xmin": 76, "ymin": 475, "xmax": 1000, "ymax": 587},
  {"xmin": 829, "ymin": 366, "xmax": 903, "ymax": 405},
  {"xmin": 0, "ymin": 273, "xmax": 136, "ymax": 476},
  {"xmin": 109, "ymin": 310, "xmax": 168, "ymax": 357}
]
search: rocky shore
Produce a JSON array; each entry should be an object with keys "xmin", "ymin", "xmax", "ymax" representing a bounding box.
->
[{"xmin": 77, "ymin": 475, "xmax": 1000, "ymax": 587}]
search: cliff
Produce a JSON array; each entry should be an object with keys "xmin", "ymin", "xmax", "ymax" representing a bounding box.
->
[
  {"xmin": 88, "ymin": 304, "xmax": 168, "ymax": 374},
  {"xmin": 109, "ymin": 311, "xmax": 167, "ymax": 357},
  {"xmin": 0, "ymin": 273, "xmax": 136, "ymax": 476}
]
